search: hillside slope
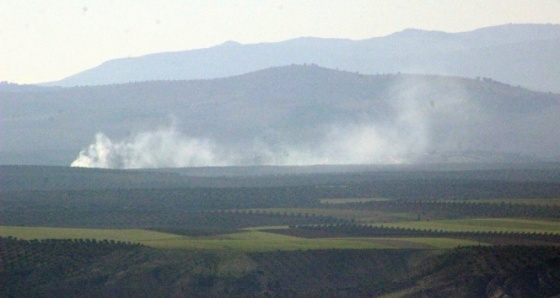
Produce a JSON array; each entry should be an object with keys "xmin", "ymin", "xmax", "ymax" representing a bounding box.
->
[
  {"xmin": 2, "ymin": 238, "xmax": 559, "ymax": 298},
  {"xmin": 2, "ymin": 65, "xmax": 559, "ymax": 166}
]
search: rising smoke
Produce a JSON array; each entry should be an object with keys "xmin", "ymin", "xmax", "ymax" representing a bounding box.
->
[
  {"xmin": 70, "ymin": 123, "xmax": 424, "ymax": 168},
  {"xmin": 71, "ymin": 124, "xmax": 426, "ymax": 169},
  {"xmin": 71, "ymin": 112, "xmax": 429, "ymax": 169},
  {"xmin": 71, "ymin": 77, "xmax": 476, "ymax": 169},
  {"xmin": 71, "ymin": 128, "xmax": 230, "ymax": 168}
]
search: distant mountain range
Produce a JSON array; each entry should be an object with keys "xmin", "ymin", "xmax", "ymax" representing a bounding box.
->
[
  {"xmin": 2, "ymin": 65, "xmax": 559, "ymax": 167},
  {"xmin": 44, "ymin": 24, "xmax": 560, "ymax": 93}
]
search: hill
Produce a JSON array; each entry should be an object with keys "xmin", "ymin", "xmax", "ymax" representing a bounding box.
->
[
  {"xmin": 44, "ymin": 24, "xmax": 560, "ymax": 93},
  {"xmin": 2, "ymin": 237, "xmax": 559, "ymax": 297},
  {"xmin": 2, "ymin": 65, "xmax": 559, "ymax": 166}
]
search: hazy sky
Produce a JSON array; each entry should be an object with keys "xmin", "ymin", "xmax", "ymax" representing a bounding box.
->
[{"xmin": 2, "ymin": 0, "xmax": 559, "ymax": 84}]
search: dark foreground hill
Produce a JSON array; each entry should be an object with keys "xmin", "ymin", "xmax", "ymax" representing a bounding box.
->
[
  {"xmin": 2, "ymin": 237, "xmax": 559, "ymax": 297},
  {"xmin": 45, "ymin": 24, "xmax": 560, "ymax": 93},
  {"xmin": 2, "ymin": 65, "xmax": 559, "ymax": 166}
]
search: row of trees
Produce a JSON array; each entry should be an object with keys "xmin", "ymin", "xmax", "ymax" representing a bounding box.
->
[
  {"xmin": 0, "ymin": 236, "xmax": 143, "ymax": 297},
  {"xmin": 0, "ymin": 208, "xmax": 345, "ymax": 230},
  {"xmin": 290, "ymin": 224, "xmax": 560, "ymax": 243},
  {"xmin": 330, "ymin": 200, "xmax": 560, "ymax": 219}
]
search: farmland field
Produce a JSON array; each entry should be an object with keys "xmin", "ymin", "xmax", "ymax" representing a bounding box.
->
[
  {"xmin": 243, "ymin": 207, "xmax": 417, "ymax": 223},
  {"xmin": 375, "ymin": 218, "xmax": 560, "ymax": 233},
  {"xmin": 0, "ymin": 226, "xmax": 182, "ymax": 243},
  {"xmin": 2, "ymin": 164, "xmax": 560, "ymax": 297},
  {"xmin": 0, "ymin": 225, "xmax": 482, "ymax": 251}
]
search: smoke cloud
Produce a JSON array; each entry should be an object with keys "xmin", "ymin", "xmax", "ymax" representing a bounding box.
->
[
  {"xmin": 71, "ymin": 128, "xmax": 229, "ymax": 168},
  {"xmin": 71, "ymin": 111, "xmax": 429, "ymax": 169},
  {"xmin": 70, "ymin": 123, "xmax": 424, "ymax": 168},
  {"xmin": 71, "ymin": 77, "xmax": 457, "ymax": 169}
]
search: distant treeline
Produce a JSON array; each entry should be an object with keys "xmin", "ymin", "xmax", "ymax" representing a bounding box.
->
[{"xmin": 2, "ymin": 164, "xmax": 560, "ymax": 191}]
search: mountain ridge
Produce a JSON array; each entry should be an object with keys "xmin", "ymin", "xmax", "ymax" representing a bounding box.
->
[{"xmin": 43, "ymin": 24, "xmax": 560, "ymax": 93}]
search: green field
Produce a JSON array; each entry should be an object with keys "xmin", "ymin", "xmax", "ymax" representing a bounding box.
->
[
  {"xmin": 377, "ymin": 218, "xmax": 560, "ymax": 233},
  {"xmin": 141, "ymin": 231, "xmax": 482, "ymax": 251},
  {"xmin": 2, "ymin": 217, "xmax": 556, "ymax": 252},
  {"xmin": 0, "ymin": 226, "xmax": 481, "ymax": 251},
  {"xmin": 0, "ymin": 226, "xmax": 181, "ymax": 242}
]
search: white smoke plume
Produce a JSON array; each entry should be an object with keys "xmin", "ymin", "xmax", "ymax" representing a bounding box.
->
[
  {"xmin": 71, "ymin": 77, "xmax": 450, "ymax": 169},
  {"xmin": 71, "ymin": 114, "xmax": 428, "ymax": 169},
  {"xmin": 71, "ymin": 128, "xmax": 229, "ymax": 168},
  {"xmin": 253, "ymin": 122, "xmax": 426, "ymax": 166}
]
